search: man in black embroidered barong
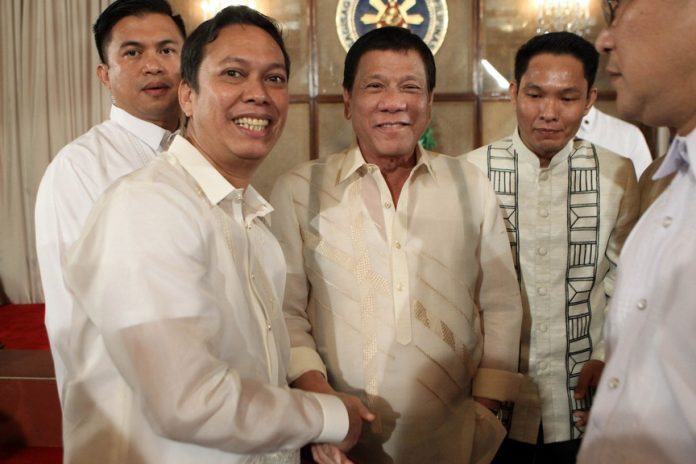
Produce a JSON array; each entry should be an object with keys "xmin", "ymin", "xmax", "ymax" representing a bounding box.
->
[{"xmin": 465, "ymin": 32, "xmax": 639, "ymax": 464}]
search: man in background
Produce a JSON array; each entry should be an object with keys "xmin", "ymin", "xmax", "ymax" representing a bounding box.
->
[
  {"xmin": 35, "ymin": 0, "xmax": 185, "ymax": 403},
  {"xmin": 577, "ymin": 105, "xmax": 652, "ymax": 177},
  {"xmin": 465, "ymin": 32, "xmax": 638, "ymax": 463},
  {"xmin": 579, "ymin": 1, "xmax": 696, "ymax": 461},
  {"xmin": 271, "ymin": 26, "xmax": 523, "ymax": 464}
]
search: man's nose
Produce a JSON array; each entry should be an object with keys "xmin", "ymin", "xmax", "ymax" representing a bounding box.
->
[
  {"xmin": 242, "ymin": 77, "xmax": 270, "ymax": 105},
  {"xmin": 595, "ymin": 27, "xmax": 614, "ymax": 55},
  {"xmin": 142, "ymin": 52, "xmax": 164, "ymax": 74},
  {"xmin": 540, "ymin": 98, "xmax": 560, "ymax": 120},
  {"xmin": 378, "ymin": 87, "xmax": 407, "ymax": 112}
]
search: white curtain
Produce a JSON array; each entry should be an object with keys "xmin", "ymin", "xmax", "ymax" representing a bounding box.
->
[{"xmin": 0, "ymin": 0, "xmax": 111, "ymax": 303}]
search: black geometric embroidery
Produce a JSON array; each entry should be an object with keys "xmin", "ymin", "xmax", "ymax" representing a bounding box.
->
[
  {"xmin": 486, "ymin": 138, "xmax": 520, "ymax": 278},
  {"xmin": 485, "ymin": 139, "xmax": 601, "ymax": 441},
  {"xmin": 565, "ymin": 143, "xmax": 600, "ymax": 439}
]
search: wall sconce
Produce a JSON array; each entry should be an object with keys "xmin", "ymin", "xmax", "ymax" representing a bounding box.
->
[
  {"xmin": 533, "ymin": 0, "xmax": 595, "ymax": 36},
  {"xmin": 201, "ymin": 0, "xmax": 257, "ymax": 19}
]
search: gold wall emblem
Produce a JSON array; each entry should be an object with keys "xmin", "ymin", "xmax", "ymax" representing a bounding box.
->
[{"xmin": 336, "ymin": 0, "xmax": 449, "ymax": 54}]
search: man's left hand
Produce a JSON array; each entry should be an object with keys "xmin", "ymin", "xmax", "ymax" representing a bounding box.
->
[{"xmin": 573, "ymin": 359, "xmax": 605, "ymax": 427}]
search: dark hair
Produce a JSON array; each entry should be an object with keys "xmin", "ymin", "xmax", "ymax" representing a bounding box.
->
[
  {"xmin": 514, "ymin": 31, "xmax": 599, "ymax": 92},
  {"xmin": 343, "ymin": 26, "xmax": 436, "ymax": 94},
  {"xmin": 181, "ymin": 6, "xmax": 290, "ymax": 92},
  {"xmin": 93, "ymin": 0, "xmax": 186, "ymax": 65}
]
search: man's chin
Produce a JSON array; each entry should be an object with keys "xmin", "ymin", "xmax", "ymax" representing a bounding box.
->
[
  {"xmin": 141, "ymin": 103, "xmax": 180, "ymax": 119},
  {"xmin": 535, "ymin": 142, "xmax": 567, "ymax": 158}
]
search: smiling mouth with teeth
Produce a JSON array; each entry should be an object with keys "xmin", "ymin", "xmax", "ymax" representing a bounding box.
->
[
  {"xmin": 234, "ymin": 117, "xmax": 270, "ymax": 132},
  {"xmin": 378, "ymin": 122, "xmax": 407, "ymax": 128}
]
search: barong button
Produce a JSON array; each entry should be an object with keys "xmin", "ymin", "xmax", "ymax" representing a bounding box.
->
[
  {"xmin": 663, "ymin": 216, "xmax": 672, "ymax": 228},
  {"xmin": 636, "ymin": 299, "xmax": 647, "ymax": 310},
  {"xmin": 608, "ymin": 377, "xmax": 620, "ymax": 389}
]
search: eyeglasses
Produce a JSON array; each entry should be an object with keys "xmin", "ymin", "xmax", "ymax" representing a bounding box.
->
[{"xmin": 602, "ymin": 0, "xmax": 620, "ymax": 25}]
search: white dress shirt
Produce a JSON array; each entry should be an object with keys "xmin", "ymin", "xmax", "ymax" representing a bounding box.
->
[
  {"xmin": 577, "ymin": 106, "xmax": 652, "ymax": 178},
  {"xmin": 578, "ymin": 129, "xmax": 696, "ymax": 463},
  {"xmin": 466, "ymin": 131, "xmax": 639, "ymax": 444},
  {"xmin": 270, "ymin": 146, "xmax": 523, "ymax": 463},
  {"xmin": 35, "ymin": 105, "xmax": 175, "ymax": 400},
  {"xmin": 62, "ymin": 135, "xmax": 348, "ymax": 464}
]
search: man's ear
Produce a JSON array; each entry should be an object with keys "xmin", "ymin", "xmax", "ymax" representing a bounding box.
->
[
  {"xmin": 343, "ymin": 87, "xmax": 352, "ymax": 120},
  {"xmin": 585, "ymin": 87, "xmax": 598, "ymax": 115},
  {"xmin": 179, "ymin": 81, "xmax": 194, "ymax": 118},
  {"xmin": 509, "ymin": 81, "xmax": 519, "ymax": 110},
  {"xmin": 425, "ymin": 90, "xmax": 434, "ymax": 124},
  {"xmin": 96, "ymin": 63, "xmax": 111, "ymax": 90}
]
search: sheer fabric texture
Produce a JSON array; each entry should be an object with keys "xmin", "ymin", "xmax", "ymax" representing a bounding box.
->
[
  {"xmin": 63, "ymin": 136, "xmax": 347, "ymax": 463},
  {"xmin": 271, "ymin": 146, "xmax": 523, "ymax": 463}
]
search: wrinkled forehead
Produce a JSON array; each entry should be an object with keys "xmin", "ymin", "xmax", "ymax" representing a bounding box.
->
[{"xmin": 354, "ymin": 48, "xmax": 428, "ymax": 80}]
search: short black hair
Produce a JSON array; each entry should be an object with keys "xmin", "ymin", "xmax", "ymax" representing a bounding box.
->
[
  {"xmin": 343, "ymin": 26, "xmax": 436, "ymax": 94},
  {"xmin": 181, "ymin": 6, "xmax": 290, "ymax": 92},
  {"xmin": 93, "ymin": 0, "xmax": 186, "ymax": 65},
  {"xmin": 514, "ymin": 31, "xmax": 599, "ymax": 92}
]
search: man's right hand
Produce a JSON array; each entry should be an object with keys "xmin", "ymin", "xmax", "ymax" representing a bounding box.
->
[
  {"xmin": 292, "ymin": 371, "xmax": 374, "ymax": 451},
  {"xmin": 335, "ymin": 392, "xmax": 374, "ymax": 451}
]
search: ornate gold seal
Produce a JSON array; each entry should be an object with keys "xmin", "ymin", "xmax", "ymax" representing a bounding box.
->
[{"xmin": 336, "ymin": 0, "xmax": 449, "ymax": 54}]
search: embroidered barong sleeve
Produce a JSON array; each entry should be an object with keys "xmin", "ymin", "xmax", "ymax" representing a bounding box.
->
[
  {"xmin": 470, "ymin": 171, "xmax": 524, "ymax": 400},
  {"xmin": 270, "ymin": 174, "xmax": 328, "ymax": 382},
  {"xmin": 593, "ymin": 159, "xmax": 639, "ymax": 361},
  {"xmin": 65, "ymin": 180, "xmax": 345, "ymax": 454}
]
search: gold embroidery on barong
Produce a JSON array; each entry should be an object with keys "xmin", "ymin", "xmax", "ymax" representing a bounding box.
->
[
  {"xmin": 346, "ymin": 182, "xmax": 390, "ymax": 417},
  {"xmin": 300, "ymin": 227, "xmax": 354, "ymax": 271},
  {"xmin": 414, "ymin": 300, "xmax": 431, "ymax": 328},
  {"xmin": 441, "ymin": 322, "xmax": 455, "ymax": 351},
  {"xmin": 414, "ymin": 300, "xmax": 479, "ymax": 375}
]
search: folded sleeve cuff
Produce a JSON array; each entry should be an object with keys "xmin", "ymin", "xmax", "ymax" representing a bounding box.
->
[
  {"xmin": 308, "ymin": 392, "xmax": 349, "ymax": 443},
  {"xmin": 472, "ymin": 368, "xmax": 523, "ymax": 402},
  {"xmin": 288, "ymin": 346, "xmax": 327, "ymax": 383}
]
